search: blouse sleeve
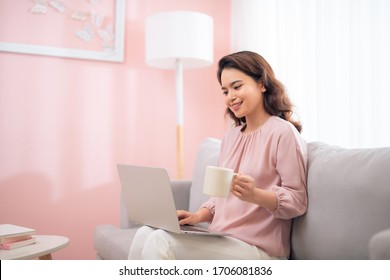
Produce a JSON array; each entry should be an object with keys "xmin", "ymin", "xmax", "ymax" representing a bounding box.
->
[
  {"xmin": 200, "ymin": 197, "xmax": 216, "ymax": 221},
  {"xmin": 268, "ymin": 125, "xmax": 308, "ymax": 219}
]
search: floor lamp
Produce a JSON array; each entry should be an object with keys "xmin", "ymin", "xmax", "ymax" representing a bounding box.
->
[{"xmin": 145, "ymin": 11, "xmax": 214, "ymax": 178}]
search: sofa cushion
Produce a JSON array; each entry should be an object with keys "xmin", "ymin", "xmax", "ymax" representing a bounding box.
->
[
  {"xmin": 93, "ymin": 225, "xmax": 139, "ymax": 260},
  {"xmin": 291, "ymin": 142, "xmax": 390, "ymax": 259},
  {"xmin": 189, "ymin": 138, "xmax": 221, "ymax": 212}
]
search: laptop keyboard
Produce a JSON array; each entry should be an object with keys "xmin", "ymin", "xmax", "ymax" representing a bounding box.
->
[{"xmin": 180, "ymin": 225, "xmax": 209, "ymax": 233}]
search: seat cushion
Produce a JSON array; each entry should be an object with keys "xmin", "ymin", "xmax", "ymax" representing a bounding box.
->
[
  {"xmin": 93, "ymin": 225, "xmax": 139, "ymax": 260},
  {"xmin": 291, "ymin": 142, "xmax": 390, "ymax": 259},
  {"xmin": 188, "ymin": 138, "xmax": 221, "ymax": 212}
]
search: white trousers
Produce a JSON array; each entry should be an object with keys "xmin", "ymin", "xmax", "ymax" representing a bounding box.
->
[{"xmin": 128, "ymin": 226, "xmax": 284, "ymax": 260}]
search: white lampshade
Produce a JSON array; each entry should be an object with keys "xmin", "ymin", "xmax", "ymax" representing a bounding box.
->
[{"xmin": 145, "ymin": 11, "xmax": 214, "ymax": 69}]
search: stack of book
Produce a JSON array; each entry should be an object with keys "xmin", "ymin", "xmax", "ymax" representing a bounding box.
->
[{"xmin": 0, "ymin": 224, "xmax": 36, "ymax": 250}]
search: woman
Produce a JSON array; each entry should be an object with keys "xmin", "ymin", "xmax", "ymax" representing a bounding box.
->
[{"xmin": 128, "ymin": 51, "xmax": 307, "ymax": 260}]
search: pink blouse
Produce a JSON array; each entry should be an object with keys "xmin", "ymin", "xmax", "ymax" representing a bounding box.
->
[{"xmin": 201, "ymin": 116, "xmax": 307, "ymax": 257}]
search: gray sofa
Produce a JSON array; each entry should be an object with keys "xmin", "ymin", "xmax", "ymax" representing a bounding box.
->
[{"xmin": 93, "ymin": 138, "xmax": 390, "ymax": 259}]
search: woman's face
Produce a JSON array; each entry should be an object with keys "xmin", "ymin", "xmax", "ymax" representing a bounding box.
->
[{"xmin": 220, "ymin": 68, "xmax": 266, "ymax": 121}]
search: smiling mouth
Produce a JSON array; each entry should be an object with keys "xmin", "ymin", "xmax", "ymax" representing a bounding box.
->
[{"xmin": 230, "ymin": 102, "xmax": 243, "ymax": 111}]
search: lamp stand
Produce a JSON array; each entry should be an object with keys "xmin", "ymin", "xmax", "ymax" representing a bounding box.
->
[{"xmin": 175, "ymin": 59, "xmax": 184, "ymax": 178}]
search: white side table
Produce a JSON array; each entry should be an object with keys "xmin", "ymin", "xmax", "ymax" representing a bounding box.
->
[{"xmin": 0, "ymin": 235, "xmax": 69, "ymax": 260}]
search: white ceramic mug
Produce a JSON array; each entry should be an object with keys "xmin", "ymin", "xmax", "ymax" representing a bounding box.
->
[{"xmin": 203, "ymin": 166, "xmax": 235, "ymax": 197}]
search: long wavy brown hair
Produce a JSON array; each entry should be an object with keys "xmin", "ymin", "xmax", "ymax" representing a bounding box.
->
[{"xmin": 217, "ymin": 51, "xmax": 302, "ymax": 133}]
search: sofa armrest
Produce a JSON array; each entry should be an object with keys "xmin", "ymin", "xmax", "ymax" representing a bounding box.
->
[
  {"xmin": 171, "ymin": 180, "xmax": 192, "ymax": 211},
  {"xmin": 369, "ymin": 228, "xmax": 390, "ymax": 259}
]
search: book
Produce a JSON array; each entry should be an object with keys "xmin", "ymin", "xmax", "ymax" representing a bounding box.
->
[
  {"xmin": 0, "ymin": 224, "xmax": 36, "ymax": 244},
  {"xmin": 0, "ymin": 237, "xmax": 36, "ymax": 250}
]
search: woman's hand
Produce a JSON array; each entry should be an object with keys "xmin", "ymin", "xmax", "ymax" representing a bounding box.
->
[
  {"xmin": 177, "ymin": 210, "xmax": 197, "ymax": 225},
  {"xmin": 177, "ymin": 208, "xmax": 212, "ymax": 225},
  {"xmin": 231, "ymin": 173, "xmax": 257, "ymax": 203},
  {"xmin": 232, "ymin": 173, "xmax": 278, "ymax": 210}
]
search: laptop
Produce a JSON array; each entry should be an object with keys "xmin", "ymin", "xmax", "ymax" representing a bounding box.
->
[{"xmin": 117, "ymin": 164, "xmax": 230, "ymax": 236}]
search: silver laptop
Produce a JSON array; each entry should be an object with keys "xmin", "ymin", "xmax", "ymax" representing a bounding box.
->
[{"xmin": 117, "ymin": 164, "xmax": 230, "ymax": 236}]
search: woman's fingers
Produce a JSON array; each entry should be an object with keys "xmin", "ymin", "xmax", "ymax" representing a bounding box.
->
[{"xmin": 232, "ymin": 173, "xmax": 256, "ymax": 201}]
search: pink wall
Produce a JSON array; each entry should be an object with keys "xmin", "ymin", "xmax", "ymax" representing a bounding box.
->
[{"xmin": 0, "ymin": 0, "xmax": 230, "ymax": 259}]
